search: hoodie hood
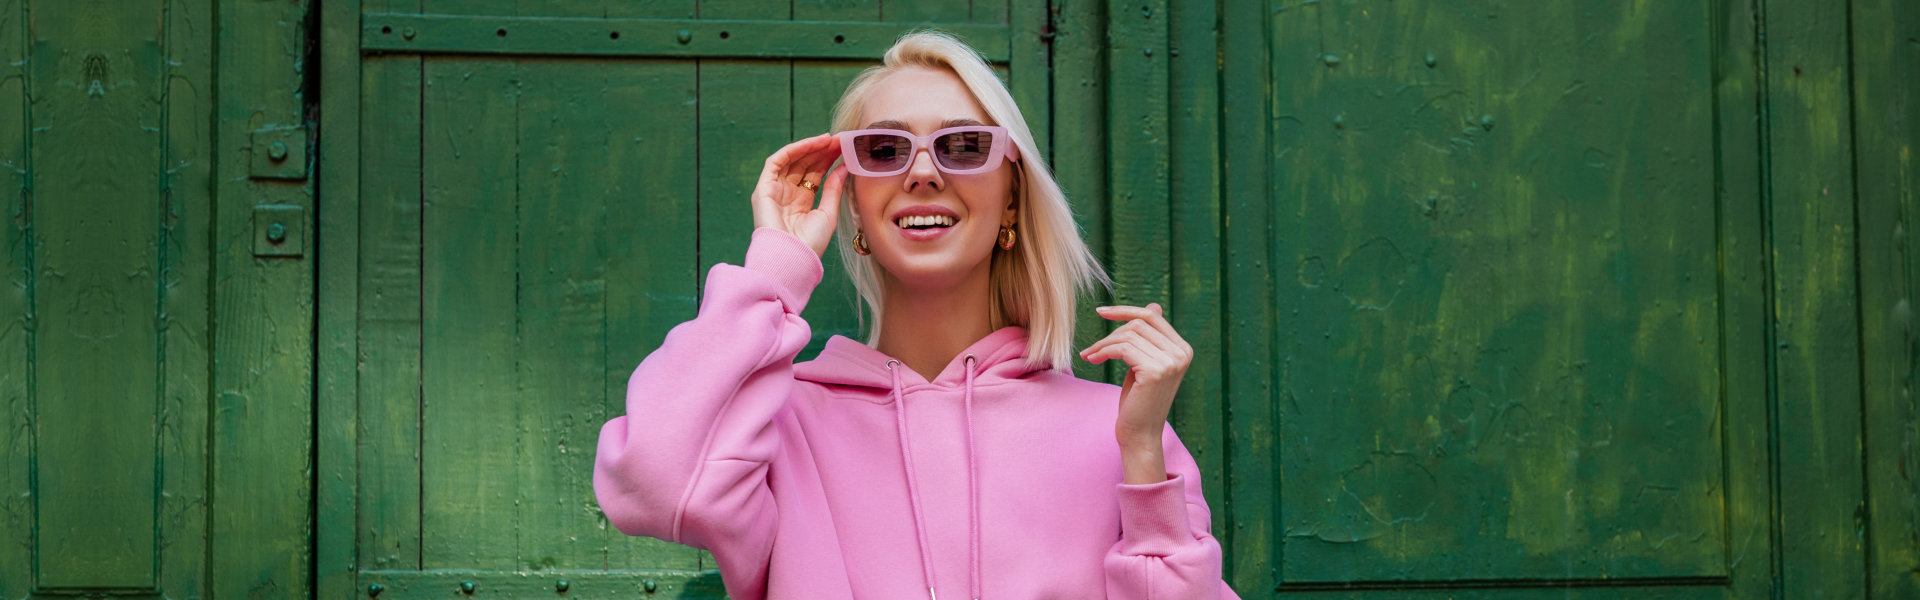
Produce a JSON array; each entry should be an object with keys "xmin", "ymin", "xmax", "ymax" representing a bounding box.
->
[{"xmin": 795, "ymin": 325, "xmax": 1046, "ymax": 392}]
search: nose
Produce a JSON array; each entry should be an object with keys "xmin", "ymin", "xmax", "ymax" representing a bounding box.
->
[{"xmin": 902, "ymin": 145, "xmax": 944, "ymax": 193}]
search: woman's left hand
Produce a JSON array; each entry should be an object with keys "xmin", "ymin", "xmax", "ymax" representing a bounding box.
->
[{"xmin": 1079, "ymin": 303, "xmax": 1192, "ymax": 474}]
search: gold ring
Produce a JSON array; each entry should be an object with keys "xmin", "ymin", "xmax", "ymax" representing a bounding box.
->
[{"xmin": 798, "ymin": 180, "xmax": 819, "ymax": 191}]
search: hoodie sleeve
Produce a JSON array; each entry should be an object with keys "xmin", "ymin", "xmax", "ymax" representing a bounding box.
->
[
  {"xmin": 592, "ymin": 227, "xmax": 822, "ymax": 595},
  {"xmin": 1105, "ymin": 424, "xmax": 1243, "ymax": 600}
]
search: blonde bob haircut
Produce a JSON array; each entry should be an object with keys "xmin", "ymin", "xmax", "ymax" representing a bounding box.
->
[{"xmin": 830, "ymin": 29, "xmax": 1111, "ymax": 372}]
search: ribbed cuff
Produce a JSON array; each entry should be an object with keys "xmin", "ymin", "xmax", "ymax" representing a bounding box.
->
[
  {"xmin": 742, "ymin": 227, "xmax": 825, "ymax": 313},
  {"xmin": 1114, "ymin": 472, "xmax": 1196, "ymax": 557}
]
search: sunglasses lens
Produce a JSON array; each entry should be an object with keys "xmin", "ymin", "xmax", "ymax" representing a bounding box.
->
[
  {"xmin": 852, "ymin": 133, "xmax": 912, "ymax": 173},
  {"xmin": 935, "ymin": 130, "xmax": 995, "ymax": 170}
]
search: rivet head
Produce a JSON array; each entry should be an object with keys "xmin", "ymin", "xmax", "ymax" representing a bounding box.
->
[
  {"xmin": 460, "ymin": 581, "xmax": 476, "ymax": 595},
  {"xmin": 1424, "ymin": 52, "xmax": 1437, "ymax": 67},
  {"xmin": 555, "ymin": 580, "xmax": 569, "ymax": 593},
  {"xmin": 266, "ymin": 222, "xmax": 287, "ymax": 243},
  {"xmin": 1479, "ymin": 114, "xmax": 1495, "ymax": 131},
  {"xmin": 268, "ymin": 141, "xmax": 289, "ymax": 161},
  {"xmin": 1143, "ymin": 47, "xmax": 1152, "ymax": 57},
  {"xmin": 1323, "ymin": 54, "xmax": 1340, "ymax": 66},
  {"xmin": 367, "ymin": 584, "xmax": 384, "ymax": 598},
  {"xmin": 1332, "ymin": 114, "xmax": 1345, "ymax": 129},
  {"xmin": 676, "ymin": 29, "xmax": 691, "ymax": 44},
  {"xmin": 402, "ymin": 27, "xmax": 416, "ymax": 40},
  {"xmin": 643, "ymin": 580, "xmax": 658, "ymax": 593}
]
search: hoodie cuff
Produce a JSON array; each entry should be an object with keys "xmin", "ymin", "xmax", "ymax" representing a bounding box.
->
[
  {"xmin": 743, "ymin": 227, "xmax": 825, "ymax": 313},
  {"xmin": 1114, "ymin": 472, "xmax": 1197, "ymax": 557}
]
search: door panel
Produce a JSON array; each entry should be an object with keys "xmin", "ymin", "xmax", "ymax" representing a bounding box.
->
[{"xmin": 1259, "ymin": 0, "xmax": 1751, "ymax": 588}]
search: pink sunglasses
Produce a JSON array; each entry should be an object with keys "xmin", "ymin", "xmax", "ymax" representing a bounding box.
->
[{"xmin": 836, "ymin": 125, "xmax": 1018, "ymax": 176}]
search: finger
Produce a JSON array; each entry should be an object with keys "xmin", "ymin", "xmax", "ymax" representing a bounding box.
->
[
  {"xmin": 1078, "ymin": 324, "xmax": 1141, "ymax": 359},
  {"xmin": 1084, "ymin": 338, "xmax": 1174, "ymax": 372},
  {"xmin": 1080, "ymin": 328, "xmax": 1174, "ymax": 369},
  {"xmin": 816, "ymin": 164, "xmax": 848, "ymax": 220},
  {"xmin": 792, "ymin": 139, "xmax": 845, "ymax": 183},
  {"xmin": 765, "ymin": 132, "xmax": 836, "ymax": 169},
  {"xmin": 1120, "ymin": 318, "xmax": 1183, "ymax": 359},
  {"xmin": 766, "ymin": 134, "xmax": 838, "ymax": 184},
  {"xmin": 1095, "ymin": 304, "xmax": 1191, "ymax": 355}
]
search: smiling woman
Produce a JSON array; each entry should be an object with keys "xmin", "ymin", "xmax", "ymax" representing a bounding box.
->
[{"xmin": 592, "ymin": 29, "xmax": 1239, "ymax": 600}]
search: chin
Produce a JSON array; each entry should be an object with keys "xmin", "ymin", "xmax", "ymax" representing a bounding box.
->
[{"xmin": 875, "ymin": 244, "xmax": 992, "ymax": 290}]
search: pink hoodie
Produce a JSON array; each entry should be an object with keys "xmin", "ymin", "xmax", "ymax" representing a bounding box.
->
[{"xmin": 593, "ymin": 227, "xmax": 1240, "ymax": 599}]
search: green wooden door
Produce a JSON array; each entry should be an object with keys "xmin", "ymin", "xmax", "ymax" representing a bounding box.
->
[
  {"xmin": 1224, "ymin": 0, "xmax": 1768, "ymax": 594},
  {"xmin": 325, "ymin": 1, "xmax": 1050, "ymax": 596},
  {"xmin": 1, "ymin": 0, "xmax": 316, "ymax": 598}
]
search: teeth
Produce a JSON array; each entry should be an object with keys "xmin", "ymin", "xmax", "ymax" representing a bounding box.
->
[{"xmin": 896, "ymin": 214, "xmax": 955, "ymax": 228}]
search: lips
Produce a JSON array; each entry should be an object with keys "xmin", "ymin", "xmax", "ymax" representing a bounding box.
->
[{"xmin": 889, "ymin": 204, "xmax": 961, "ymax": 242}]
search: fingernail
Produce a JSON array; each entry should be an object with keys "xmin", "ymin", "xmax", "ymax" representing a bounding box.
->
[{"xmin": 1095, "ymin": 306, "xmax": 1110, "ymax": 312}]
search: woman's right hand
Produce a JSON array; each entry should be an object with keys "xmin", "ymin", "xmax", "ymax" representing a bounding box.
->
[{"xmin": 751, "ymin": 132, "xmax": 850, "ymax": 257}]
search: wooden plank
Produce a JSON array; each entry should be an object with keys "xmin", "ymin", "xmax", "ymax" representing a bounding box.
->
[
  {"xmin": 356, "ymin": 569, "xmax": 726, "ymax": 599},
  {"xmin": 1710, "ymin": 0, "xmax": 1777, "ymax": 596},
  {"xmin": 211, "ymin": 0, "xmax": 317, "ymax": 599},
  {"xmin": 419, "ymin": 56, "xmax": 522, "ymax": 570},
  {"xmin": 600, "ymin": 59, "xmax": 706, "ymax": 571},
  {"xmin": 359, "ymin": 55, "xmax": 426, "ymax": 572},
  {"xmin": 362, "ymin": 14, "xmax": 1010, "ymax": 61},
  {"xmin": 882, "ymin": 0, "xmax": 970, "ymax": 23},
  {"xmin": 1221, "ymin": 0, "xmax": 1274, "ymax": 590},
  {"xmin": 1852, "ymin": 0, "xmax": 1920, "ymax": 597},
  {"xmin": 1761, "ymin": 0, "xmax": 1868, "ymax": 595},
  {"xmin": 0, "ymin": 0, "xmax": 26, "ymax": 590},
  {"xmin": 318, "ymin": 0, "xmax": 367, "ymax": 591},
  {"xmin": 1008, "ymin": 0, "xmax": 1047, "ymax": 158},
  {"xmin": 790, "ymin": 0, "xmax": 871, "ymax": 360},
  {"xmin": 1049, "ymin": 0, "xmax": 1111, "ymax": 383},
  {"xmin": 33, "ymin": 0, "xmax": 161, "ymax": 587},
  {"xmin": 793, "ymin": 60, "xmax": 871, "ymax": 359},
  {"xmin": 696, "ymin": 61, "xmax": 792, "ymax": 295},
  {"xmin": 972, "ymin": 0, "xmax": 1008, "ymax": 25},
  {"xmin": 796, "ymin": 0, "xmax": 878, "ymax": 21},
  {"xmin": 1105, "ymin": 0, "xmax": 1168, "ymax": 312},
  {"xmin": 1166, "ymin": 0, "xmax": 1226, "ymax": 551},
  {"xmin": 160, "ymin": 0, "xmax": 217, "ymax": 597},
  {"xmin": 512, "ymin": 58, "xmax": 618, "ymax": 571}
]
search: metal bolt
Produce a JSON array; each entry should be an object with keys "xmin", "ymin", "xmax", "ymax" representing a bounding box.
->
[
  {"xmin": 555, "ymin": 580, "xmax": 569, "ymax": 593},
  {"xmin": 1480, "ymin": 114, "xmax": 1495, "ymax": 131},
  {"xmin": 1143, "ymin": 47, "xmax": 1152, "ymax": 57},
  {"xmin": 1323, "ymin": 54, "xmax": 1340, "ymax": 66},
  {"xmin": 266, "ymin": 222, "xmax": 287, "ymax": 244},
  {"xmin": 403, "ymin": 27, "xmax": 415, "ymax": 40},
  {"xmin": 460, "ymin": 581, "xmax": 476, "ymax": 595},
  {"xmin": 367, "ymin": 584, "xmax": 384, "ymax": 598},
  {"xmin": 676, "ymin": 29, "xmax": 691, "ymax": 44},
  {"xmin": 1424, "ymin": 52, "xmax": 1437, "ymax": 67},
  {"xmin": 1141, "ymin": 5, "xmax": 1151, "ymax": 17},
  {"xmin": 268, "ymin": 141, "xmax": 288, "ymax": 161},
  {"xmin": 643, "ymin": 580, "xmax": 658, "ymax": 593},
  {"xmin": 1332, "ymin": 114, "xmax": 1345, "ymax": 129}
]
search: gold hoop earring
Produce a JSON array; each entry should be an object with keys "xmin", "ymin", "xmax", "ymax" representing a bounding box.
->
[
  {"xmin": 997, "ymin": 225, "xmax": 1017, "ymax": 250},
  {"xmin": 853, "ymin": 230, "xmax": 870, "ymax": 255}
]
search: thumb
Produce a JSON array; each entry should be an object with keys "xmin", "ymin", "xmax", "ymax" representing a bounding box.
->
[{"xmin": 817, "ymin": 163, "xmax": 848, "ymax": 221}]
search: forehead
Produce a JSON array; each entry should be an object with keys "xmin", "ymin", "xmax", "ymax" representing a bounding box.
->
[{"xmin": 860, "ymin": 66, "xmax": 993, "ymax": 132}]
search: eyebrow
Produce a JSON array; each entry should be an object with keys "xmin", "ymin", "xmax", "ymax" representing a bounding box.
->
[{"xmin": 863, "ymin": 117, "xmax": 985, "ymax": 131}]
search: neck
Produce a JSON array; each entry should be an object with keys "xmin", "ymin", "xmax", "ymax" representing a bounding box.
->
[{"xmin": 875, "ymin": 260, "xmax": 996, "ymax": 382}]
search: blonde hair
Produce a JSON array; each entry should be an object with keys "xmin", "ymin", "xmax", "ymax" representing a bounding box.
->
[{"xmin": 830, "ymin": 29, "xmax": 1111, "ymax": 372}]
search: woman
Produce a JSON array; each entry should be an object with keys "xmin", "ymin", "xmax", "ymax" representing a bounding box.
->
[{"xmin": 593, "ymin": 30, "xmax": 1238, "ymax": 599}]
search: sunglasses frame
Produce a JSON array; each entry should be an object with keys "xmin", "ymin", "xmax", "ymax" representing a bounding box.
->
[{"xmin": 835, "ymin": 125, "xmax": 1016, "ymax": 177}]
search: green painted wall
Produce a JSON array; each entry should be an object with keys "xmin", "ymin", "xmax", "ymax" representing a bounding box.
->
[{"xmin": 4, "ymin": 0, "xmax": 1915, "ymax": 598}]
